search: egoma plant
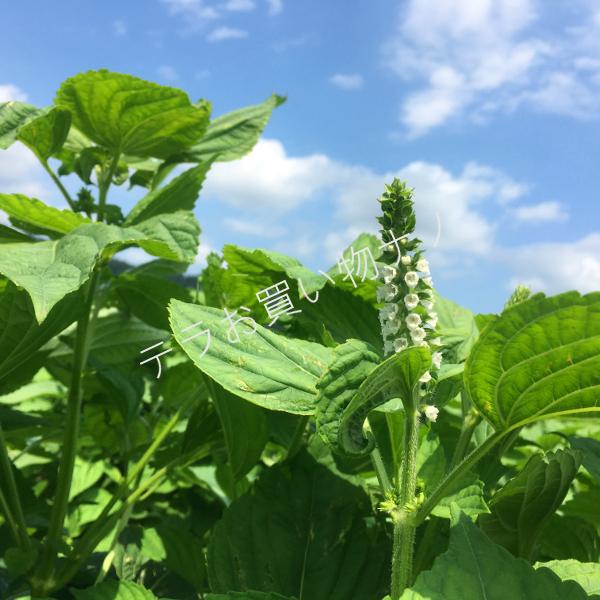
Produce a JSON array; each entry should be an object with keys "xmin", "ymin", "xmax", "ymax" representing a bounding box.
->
[{"xmin": 0, "ymin": 70, "xmax": 599, "ymax": 600}]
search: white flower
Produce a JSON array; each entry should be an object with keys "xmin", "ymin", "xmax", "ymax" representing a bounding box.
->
[
  {"xmin": 419, "ymin": 371, "xmax": 432, "ymax": 384},
  {"xmin": 384, "ymin": 340, "xmax": 394, "ymax": 355},
  {"xmin": 381, "ymin": 303, "xmax": 399, "ymax": 321},
  {"xmin": 401, "ymin": 255, "xmax": 412, "ymax": 266},
  {"xmin": 377, "ymin": 283, "xmax": 398, "ymax": 303},
  {"xmin": 406, "ymin": 313, "xmax": 422, "ymax": 330},
  {"xmin": 430, "ymin": 337, "xmax": 443, "ymax": 347},
  {"xmin": 421, "ymin": 299, "xmax": 434, "ymax": 312},
  {"xmin": 426, "ymin": 313, "xmax": 438, "ymax": 329},
  {"xmin": 423, "ymin": 405, "xmax": 439, "ymax": 422},
  {"xmin": 394, "ymin": 337, "xmax": 408, "ymax": 352},
  {"xmin": 423, "ymin": 276, "xmax": 433, "ymax": 287},
  {"xmin": 383, "ymin": 319, "xmax": 401, "ymax": 336},
  {"xmin": 414, "ymin": 340, "xmax": 429, "ymax": 348},
  {"xmin": 416, "ymin": 258, "xmax": 430, "ymax": 273},
  {"xmin": 383, "ymin": 265, "xmax": 397, "ymax": 283},
  {"xmin": 410, "ymin": 327, "xmax": 426, "ymax": 341},
  {"xmin": 404, "ymin": 293, "xmax": 419, "ymax": 310},
  {"xmin": 405, "ymin": 271, "xmax": 419, "ymax": 288},
  {"xmin": 432, "ymin": 351, "xmax": 443, "ymax": 369}
]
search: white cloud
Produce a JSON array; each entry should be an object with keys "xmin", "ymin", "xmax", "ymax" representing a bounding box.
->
[
  {"xmin": 113, "ymin": 19, "xmax": 127, "ymax": 36},
  {"xmin": 207, "ymin": 26, "xmax": 247, "ymax": 41},
  {"xmin": 266, "ymin": 0, "xmax": 282, "ymax": 15},
  {"xmin": 204, "ymin": 139, "xmax": 339, "ymax": 211},
  {"xmin": 161, "ymin": 0, "xmax": 219, "ymax": 30},
  {"xmin": 0, "ymin": 84, "xmax": 27, "ymax": 103},
  {"xmin": 157, "ymin": 65, "xmax": 179, "ymax": 82},
  {"xmin": 0, "ymin": 144, "xmax": 50, "ymax": 199},
  {"xmin": 506, "ymin": 234, "xmax": 600, "ymax": 294},
  {"xmin": 330, "ymin": 73, "xmax": 364, "ymax": 91},
  {"xmin": 224, "ymin": 217, "xmax": 287, "ymax": 237},
  {"xmin": 384, "ymin": 0, "xmax": 600, "ymax": 136},
  {"xmin": 223, "ymin": 0, "xmax": 255, "ymax": 11},
  {"xmin": 511, "ymin": 201, "xmax": 568, "ymax": 223}
]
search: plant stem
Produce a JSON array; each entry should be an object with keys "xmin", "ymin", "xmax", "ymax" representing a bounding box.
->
[
  {"xmin": 97, "ymin": 154, "xmax": 120, "ymax": 222},
  {"xmin": 371, "ymin": 445, "xmax": 393, "ymax": 496},
  {"xmin": 0, "ymin": 424, "xmax": 30, "ymax": 550},
  {"xmin": 33, "ymin": 270, "xmax": 100, "ymax": 590},
  {"xmin": 391, "ymin": 406, "xmax": 420, "ymax": 599},
  {"xmin": 39, "ymin": 159, "xmax": 77, "ymax": 211},
  {"xmin": 414, "ymin": 430, "xmax": 507, "ymax": 527}
]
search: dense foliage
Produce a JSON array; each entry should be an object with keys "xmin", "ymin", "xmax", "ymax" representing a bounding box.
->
[{"xmin": 0, "ymin": 70, "xmax": 599, "ymax": 600}]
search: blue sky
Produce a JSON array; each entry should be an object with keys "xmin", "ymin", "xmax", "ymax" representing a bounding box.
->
[{"xmin": 1, "ymin": 0, "xmax": 599, "ymax": 313}]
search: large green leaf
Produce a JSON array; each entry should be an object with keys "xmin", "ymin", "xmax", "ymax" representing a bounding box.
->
[
  {"xmin": 569, "ymin": 436, "xmax": 600, "ymax": 485},
  {"xmin": 0, "ymin": 101, "xmax": 45, "ymax": 149},
  {"xmin": 70, "ymin": 580, "xmax": 157, "ymax": 600},
  {"xmin": 339, "ymin": 346, "xmax": 431, "ymax": 455},
  {"xmin": 55, "ymin": 70, "xmax": 210, "ymax": 158},
  {"xmin": 17, "ymin": 107, "xmax": 71, "ymax": 160},
  {"xmin": 209, "ymin": 378, "xmax": 269, "ymax": 480},
  {"xmin": 0, "ymin": 194, "xmax": 91, "ymax": 235},
  {"xmin": 0, "ymin": 218, "xmax": 198, "ymax": 322},
  {"xmin": 124, "ymin": 162, "xmax": 212, "ymax": 225},
  {"xmin": 400, "ymin": 508, "xmax": 589, "ymax": 599},
  {"xmin": 185, "ymin": 94, "xmax": 285, "ymax": 162},
  {"xmin": 207, "ymin": 451, "xmax": 388, "ymax": 600},
  {"xmin": 536, "ymin": 560, "xmax": 600, "ymax": 597},
  {"xmin": 479, "ymin": 449, "xmax": 581, "ymax": 559},
  {"xmin": 0, "ymin": 280, "xmax": 83, "ymax": 384},
  {"xmin": 465, "ymin": 291, "xmax": 600, "ymax": 431},
  {"xmin": 315, "ymin": 339, "xmax": 380, "ymax": 451},
  {"xmin": 168, "ymin": 300, "xmax": 332, "ymax": 414},
  {"xmin": 207, "ymin": 594, "xmax": 295, "ymax": 600},
  {"xmin": 434, "ymin": 292, "xmax": 479, "ymax": 363}
]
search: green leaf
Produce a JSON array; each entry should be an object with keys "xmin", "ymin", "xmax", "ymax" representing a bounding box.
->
[
  {"xmin": 209, "ymin": 379, "xmax": 269, "ymax": 480},
  {"xmin": 569, "ymin": 436, "xmax": 600, "ymax": 485},
  {"xmin": 434, "ymin": 292, "xmax": 479, "ymax": 363},
  {"xmin": 0, "ymin": 280, "xmax": 83, "ymax": 385},
  {"xmin": 17, "ymin": 107, "xmax": 71, "ymax": 159},
  {"xmin": 124, "ymin": 162, "xmax": 212, "ymax": 225},
  {"xmin": 70, "ymin": 580, "xmax": 157, "ymax": 600},
  {"xmin": 207, "ymin": 451, "xmax": 388, "ymax": 600},
  {"xmin": 0, "ymin": 194, "xmax": 91, "ymax": 235},
  {"xmin": 185, "ymin": 94, "xmax": 285, "ymax": 162},
  {"xmin": 0, "ymin": 223, "xmax": 31, "ymax": 243},
  {"xmin": 339, "ymin": 346, "xmax": 431, "ymax": 455},
  {"xmin": 0, "ymin": 218, "xmax": 198, "ymax": 322},
  {"xmin": 535, "ymin": 560, "xmax": 600, "ymax": 597},
  {"xmin": 465, "ymin": 291, "xmax": 600, "ymax": 431},
  {"xmin": 56, "ymin": 69, "xmax": 210, "ymax": 158},
  {"xmin": 141, "ymin": 524, "xmax": 206, "ymax": 591},
  {"xmin": 168, "ymin": 300, "xmax": 332, "ymax": 414},
  {"xmin": 315, "ymin": 339, "xmax": 380, "ymax": 452},
  {"xmin": 479, "ymin": 449, "xmax": 582, "ymax": 559},
  {"xmin": 207, "ymin": 594, "xmax": 296, "ymax": 600},
  {"xmin": 69, "ymin": 457, "xmax": 106, "ymax": 501},
  {"xmin": 400, "ymin": 508, "xmax": 590, "ymax": 599},
  {"xmin": 0, "ymin": 101, "xmax": 45, "ymax": 149}
]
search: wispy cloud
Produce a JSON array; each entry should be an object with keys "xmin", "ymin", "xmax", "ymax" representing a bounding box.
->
[
  {"xmin": 223, "ymin": 0, "xmax": 255, "ymax": 11},
  {"xmin": 207, "ymin": 26, "xmax": 247, "ymax": 41},
  {"xmin": 266, "ymin": 0, "xmax": 282, "ymax": 15},
  {"xmin": 329, "ymin": 73, "xmax": 364, "ymax": 91},
  {"xmin": 511, "ymin": 201, "xmax": 568, "ymax": 224},
  {"xmin": 113, "ymin": 19, "xmax": 127, "ymax": 36},
  {"xmin": 0, "ymin": 83, "xmax": 27, "ymax": 102},
  {"xmin": 157, "ymin": 65, "xmax": 179, "ymax": 82},
  {"xmin": 384, "ymin": 0, "xmax": 600, "ymax": 137}
]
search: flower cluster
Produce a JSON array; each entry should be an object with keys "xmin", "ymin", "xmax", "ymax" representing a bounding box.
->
[{"xmin": 375, "ymin": 179, "xmax": 442, "ymax": 419}]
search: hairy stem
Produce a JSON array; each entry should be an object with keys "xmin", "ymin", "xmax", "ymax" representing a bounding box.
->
[
  {"xmin": 391, "ymin": 406, "xmax": 420, "ymax": 599},
  {"xmin": 33, "ymin": 270, "xmax": 100, "ymax": 591},
  {"xmin": 415, "ymin": 430, "xmax": 507, "ymax": 527},
  {"xmin": 97, "ymin": 154, "xmax": 120, "ymax": 222},
  {"xmin": 39, "ymin": 159, "xmax": 77, "ymax": 211},
  {"xmin": 0, "ymin": 424, "xmax": 30, "ymax": 550}
]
